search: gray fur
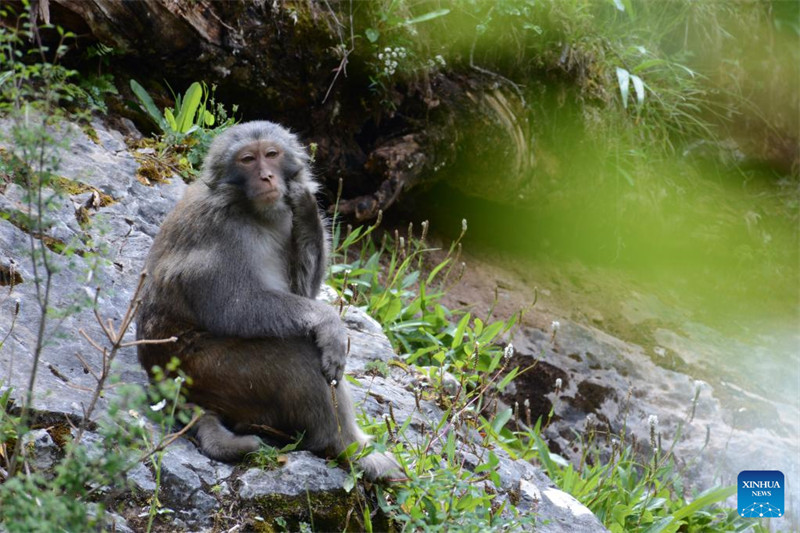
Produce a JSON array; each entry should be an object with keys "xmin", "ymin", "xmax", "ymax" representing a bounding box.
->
[{"xmin": 136, "ymin": 121, "xmax": 400, "ymax": 481}]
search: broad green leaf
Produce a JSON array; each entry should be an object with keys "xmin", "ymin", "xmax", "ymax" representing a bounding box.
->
[
  {"xmin": 175, "ymin": 82, "xmax": 203, "ymax": 133},
  {"xmin": 631, "ymin": 74, "xmax": 645, "ymax": 107},
  {"xmin": 130, "ymin": 79, "xmax": 164, "ymax": 127},
  {"xmin": 365, "ymin": 28, "xmax": 380, "ymax": 42},
  {"xmin": 491, "ymin": 407, "xmax": 512, "ymax": 434}
]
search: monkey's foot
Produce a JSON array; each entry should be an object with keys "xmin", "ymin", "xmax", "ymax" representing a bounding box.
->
[
  {"xmin": 358, "ymin": 451, "xmax": 404, "ymax": 482},
  {"xmin": 195, "ymin": 413, "xmax": 262, "ymax": 462}
]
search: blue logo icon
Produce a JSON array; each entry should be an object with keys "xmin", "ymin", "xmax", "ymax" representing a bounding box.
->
[{"xmin": 738, "ymin": 470, "xmax": 784, "ymax": 518}]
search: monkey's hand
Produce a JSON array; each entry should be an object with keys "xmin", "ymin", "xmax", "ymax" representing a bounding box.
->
[
  {"xmin": 287, "ymin": 181, "xmax": 317, "ymax": 210},
  {"xmin": 314, "ymin": 308, "xmax": 348, "ymax": 384}
]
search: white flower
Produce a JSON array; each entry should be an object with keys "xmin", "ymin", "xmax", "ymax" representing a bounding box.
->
[
  {"xmin": 551, "ymin": 320, "xmax": 560, "ymax": 332},
  {"xmin": 554, "ymin": 378, "xmax": 562, "ymax": 389},
  {"xmin": 330, "ymin": 379, "xmax": 338, "ymax": 386},
  {"xmin": 174, "ymin": 376, "xmax": 184, "ymax": 385},
  {"xmin": 503, "ymin": 343, "xmax": 515, "ymax": 360},
  {"xmin": 150, "ymin": 399, "xmax": 167, "ymax": 412},
  {"xmin": 461, "ymin": 219, "xmax": 468, "ymax": 232},
  {"xmin": 647, "ymin": 414, "xmax": 658, "ymax": 428}
]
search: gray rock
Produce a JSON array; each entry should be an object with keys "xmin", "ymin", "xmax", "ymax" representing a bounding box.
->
[
  {"xmin": 157, "ymin": 438, "xmax": 233, "ymax": 522},
  {"xmin": 21, "ymin": 429, "xmax": 60, "ymax": 473},
  {"xmin": 238, "ymin": 451, "xmax": 349, "ymax": 499},
  {"xmin": 127, "ymin": 461, "xmax": 156, "ymax": 493}
]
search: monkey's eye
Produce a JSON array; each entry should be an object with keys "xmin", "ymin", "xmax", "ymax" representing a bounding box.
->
[
  {"xmin": 265, "ymin": 149, "xmax": 279, "ymax": 159},
  {"xmin": 239, "ymin": 154, "xmax": 256, "ymax": 163}
]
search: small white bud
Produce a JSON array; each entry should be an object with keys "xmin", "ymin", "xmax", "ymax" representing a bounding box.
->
[
  {"xmin": 330, "ymin": 379, "xmax": 338, "ymax": 386},
  {"xmin": 461, "ymin": 219, "xmax": 468, "ymax": 232},
  {"xmin": 150, "ymin": 399, "xmax": 167, "ymax": 412},
  {"xmin": 551, "ymin": 320, "xmax": 560, "ymax": 332},
  {"xmin": 503, "ymin": 343, "xmax": 515, "ymax": 360},
  {"xmin": 523, "ymin": 398, "xmax": 530, "ymax": 408},
  {"xmin": 648, "ymin": 414, "xmax": 658, "ymax": 428},
  {"xmin": 555, "ymin": 378, "xmax": 562, "ymax": 389},
  {"xmin": 174, "ymin": 376, "xmax": 184, "ymax": 385}
]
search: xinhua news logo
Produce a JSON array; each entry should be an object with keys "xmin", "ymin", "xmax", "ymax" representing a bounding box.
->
[{"xmin": 738, "ymin": 470, "xmax": 784, "ymax": 518}]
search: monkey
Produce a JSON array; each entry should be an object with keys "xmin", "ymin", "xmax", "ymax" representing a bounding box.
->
[{"xmin": 135, "ymin": 121, "xmax": 400, "ymax": 481}]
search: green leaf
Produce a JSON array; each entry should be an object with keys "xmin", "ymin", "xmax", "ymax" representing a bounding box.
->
[
  {"xmin": 616, "ymin": 67, "xmax": 631, "ymax": 109},
  {"xmin": 175, "ymin": 82, "xmax": 203, "ymax": 133},
  {"xmin": 667, "ymin": 485, "xmax": 736, "ymax": 524},
  {"xmin": 403, "ymin": 9, "xmax": 450, "ymax": 26},
  {"xmin": 496, "ymin": 366, "xmax": 519, "ymax": 391},
  {"xmin": 203, "ymin": 109, "xmax": 215, "ymax": 126},
  {"xmin": 164, "ymin": 108, "xmax": 177, "ymax": 131},
  {"xmin": 426, "ymin": 258, "xmax": 450, "ymax": 284},
  {"xmin": 130, "ymin": 79, "xmax": 164, "ymax": 128},
  {"xmin": 492, "ymin": 407, "xmax": 512, "ymax": 434},
  {"xmin": 631, "ymin": 74, "xmax": 645, "ymax": 107},
  {"xmin": 365, "ymin": 28, "xmax": 380, "ymax": 42},
  {"xmin": 451, "ymin": 313, "xmax": 470, "ymax": 349}
]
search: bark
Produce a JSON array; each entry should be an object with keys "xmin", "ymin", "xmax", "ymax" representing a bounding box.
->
[{"xmin": 45, "ymin": 0, "xmax": 533, "ymax": 220}]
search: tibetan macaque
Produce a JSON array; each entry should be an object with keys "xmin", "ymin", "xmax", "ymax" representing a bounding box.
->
[{"xmin": 136, "ymin": 121, "xmax": 400, "ymax": 481}]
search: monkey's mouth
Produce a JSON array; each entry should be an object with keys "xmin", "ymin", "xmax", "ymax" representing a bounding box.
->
[{"xmin": 254, "ymin": 190, "xmax": 280, "ymax": 203}]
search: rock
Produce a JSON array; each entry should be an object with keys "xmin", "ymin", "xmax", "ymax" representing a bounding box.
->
[
  {"xmin": 21, "ymin": 429, "xmax": 60, "ymax": 473},
  {"xmin": 126, "ymin": 462, "xmax": 156, "ymax": 493},
  {"xmin": 238, "ymin": 452, "xmax": 349, "ymax": 499},
  {"xmin": 157, "ymin": 439, "xmax": 232, "ymax": 523}
]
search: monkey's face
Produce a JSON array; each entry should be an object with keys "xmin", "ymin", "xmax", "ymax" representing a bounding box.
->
[{"xmin": 234, "ymin": 140, "xmax": 288, "ymax": 207}]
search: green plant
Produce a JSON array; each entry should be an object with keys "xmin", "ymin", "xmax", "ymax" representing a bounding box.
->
[
  {"xmin": 247, "ymin": 440, "xmax": 302, "ymax": 471},
  {"xmin": 129, "ymin": 79, "xmax": 237, "ymax": 176},
  {"xmin": 131, "ymin": 79, "xmax": 217, "ymax": 136}
]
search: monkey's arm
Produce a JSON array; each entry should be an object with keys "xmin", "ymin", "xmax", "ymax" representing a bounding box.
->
[
  {"xmin": 186, "ymin": 279, "xmax": 346, "ymax": 384},
  {"xmin": 289, "ymin": 187, "xmax": 327, "ymax": 299}
]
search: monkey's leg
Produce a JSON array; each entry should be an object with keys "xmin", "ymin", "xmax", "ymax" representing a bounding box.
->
[{"xmin": 184, "ymin": 336, "xmax": 401, "ymax": 480}]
